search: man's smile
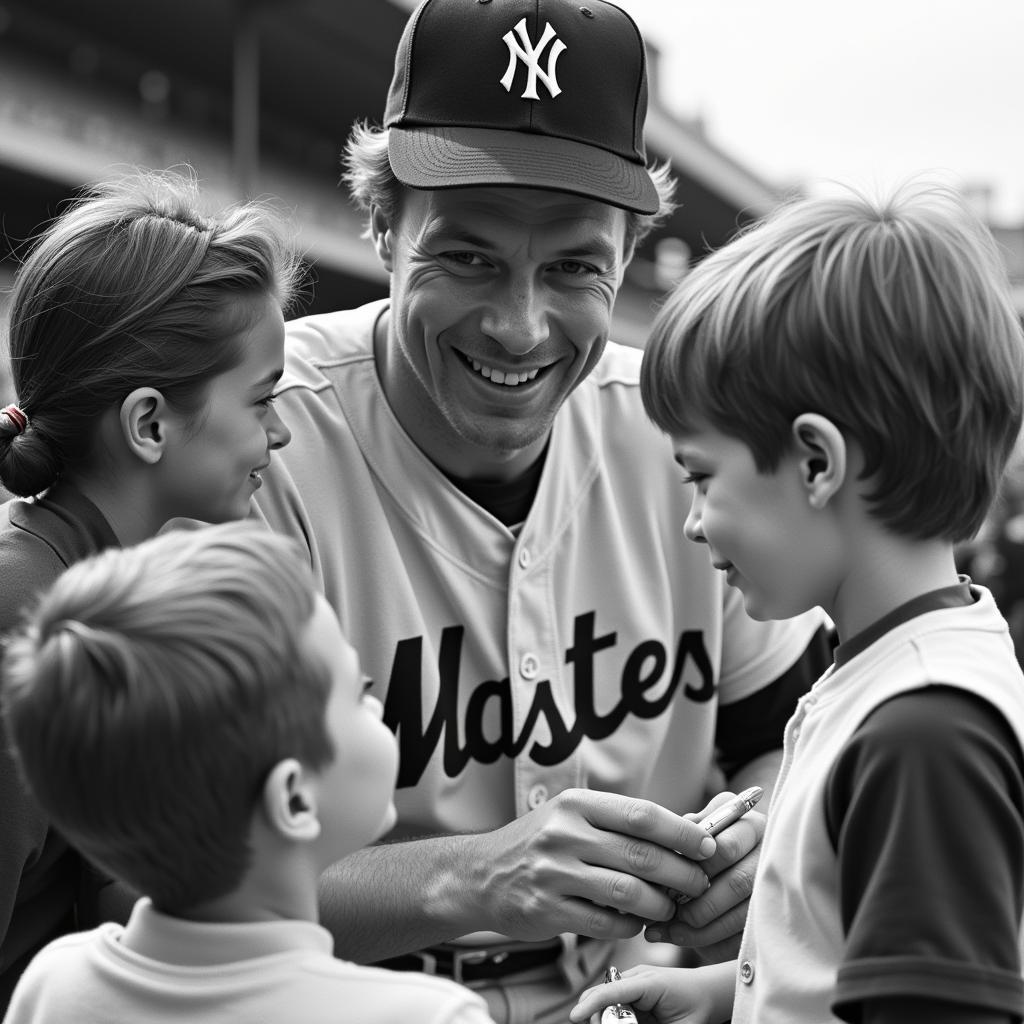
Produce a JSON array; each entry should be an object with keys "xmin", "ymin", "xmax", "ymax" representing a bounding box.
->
[{"xmin": 466, "ymin": 356, "xmax": 541, "ymax": 387}]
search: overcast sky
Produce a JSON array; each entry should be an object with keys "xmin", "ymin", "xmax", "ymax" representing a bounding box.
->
[{"xmin": 615, "ymin": 0, "xmax": 1024, "ymax": 225}]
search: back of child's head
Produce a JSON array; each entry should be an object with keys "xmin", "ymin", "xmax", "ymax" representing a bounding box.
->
[
  {"xmin": 0, "ymin": 522, "xmax": 335, "ymax": 914},
  {"xmin": 0, "ymin": 168, "xmax": 304, "ymax": 498},
  {"xmin": 641, "ymin": 180, "xmax": 1024, "ymax": 543}
]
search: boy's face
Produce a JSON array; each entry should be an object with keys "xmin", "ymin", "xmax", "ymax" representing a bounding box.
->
[
  {"xmin": 673, "ymin": 427, "xmax": 835, "ymax": 621},
  {"xmin": 304, "ymin": 596, "xmax": 398, "ymax": 858}
]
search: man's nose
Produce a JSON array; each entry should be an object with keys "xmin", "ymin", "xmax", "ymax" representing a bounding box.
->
[{"xmin": 480, "ymin": 278, "xmax": 550, "ymax": 355}]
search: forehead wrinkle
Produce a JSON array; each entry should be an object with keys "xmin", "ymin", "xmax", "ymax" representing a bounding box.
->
[{"xmin": 417, "ymin": 190, "xmax": 625, "ymax": 260}]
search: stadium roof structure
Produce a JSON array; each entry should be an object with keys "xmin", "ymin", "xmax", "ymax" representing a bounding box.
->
[{"xmin": 0, "ymin": 0, "xmax": 789, "ymax": 340}]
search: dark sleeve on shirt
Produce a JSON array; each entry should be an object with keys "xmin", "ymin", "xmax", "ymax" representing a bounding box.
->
[
  {"xmin": 825, "ymin": 687, "xmax": 1024, "ymax": 1022},
  {"xmin": 715, "ymin": 623, "xmax": 835, "ymax": 775},
  {"xmin": 0, "ymin": 524, "xmax": 79, "ymax": 1012}
]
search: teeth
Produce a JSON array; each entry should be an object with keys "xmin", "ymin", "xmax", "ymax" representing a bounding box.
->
[
  {"xmin": 250, "ymin": 471, "xmax": 262, "ymax": 483},
  {"xmin": 469, "ymin": 359, "xmax": 540, "ymax": 386}
]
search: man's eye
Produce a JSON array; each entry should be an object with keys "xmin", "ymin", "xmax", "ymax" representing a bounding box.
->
[
  {"xmin": 444, "ymin": 251, "xmax": 486, "ymax": 266},
  {"xmin": 557, "ymin": 260, "xmax": 596, "ymax": 275}
]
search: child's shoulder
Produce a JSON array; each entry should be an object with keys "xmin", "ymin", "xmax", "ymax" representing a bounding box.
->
[
  {"xmin": 298, "ymin": 958, "xmax": 495, "ymax": 1022},
  {"xmin": 4, "ymin": 923, "xmax": 123, "ymax": 1020}
]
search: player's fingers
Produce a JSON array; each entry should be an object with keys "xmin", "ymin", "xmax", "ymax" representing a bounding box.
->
[
  {"xmin": 655, "ymin": 895, "xmax": 750, "ymax": 949},
  {"xmin": 565, "ymin": 788, "xmax": 717, "ymax": 862},
  {"xmin": 683, "ymin": 789, "xmax": 739, "ymax": 824},
  {"xmin": 693, "ymin": 812, "xmax": 763, "ymax": 881},
  {"xmin": 581, "ymin": 830, "xmax": 712, "ymax": 914},
  {"xmin": 678, "ymin": 845, "xmax": 758, "ymax": 928},
  {"xmin": 568, "ymin": 861, "xmax": 707, "ymax": 923},
  {"xmin": 545, "ymin": 896, "xmax": 646, "ymax": 942}
]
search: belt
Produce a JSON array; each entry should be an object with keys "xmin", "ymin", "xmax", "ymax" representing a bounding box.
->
[{"xmin": 376, "ymin": 935, "xmax": 592, "ymax": 983}]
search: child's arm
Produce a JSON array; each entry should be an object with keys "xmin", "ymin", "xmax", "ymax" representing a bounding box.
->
[
  {"xmin": 829, "ymin": 688, "xmax": 1024, "ymax": 1021},
  {"xmin": 568, "ymin": 961, "xmax": 735, "ymax": 1024}
]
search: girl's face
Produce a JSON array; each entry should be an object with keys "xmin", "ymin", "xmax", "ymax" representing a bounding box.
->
[{"xmin": 158, "ymin": 292, "xmax": 291, "ymax": 524}]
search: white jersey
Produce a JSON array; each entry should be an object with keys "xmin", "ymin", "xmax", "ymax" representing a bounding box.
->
[
  {"xmin": 255, "ymin": 299, "xmax": 824, "ymax": 838},
  {"xmin": 733, "ymin": 586, "xmax": 1024, "ymax": 1023}
]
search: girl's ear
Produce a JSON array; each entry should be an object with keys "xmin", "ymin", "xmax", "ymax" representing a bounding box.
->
[
  {"xmin": 261, "ymin": 758, "xmax": 321, "ymax": 842},
  {"xmin": 119, "ymin": 387, "xmax": 169, "ymax": 465},
  {"xmin": 369, "ymin": 205, "xmax": 395, "ymax": 272},
  {"xmin": 791, "ymin": 412, "xmax": 847, "ymax": 510}
]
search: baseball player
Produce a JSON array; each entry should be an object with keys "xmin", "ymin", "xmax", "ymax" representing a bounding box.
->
[{"xmin": 254, "ymin": 1, "xmax": 832, "ymax": 1022}]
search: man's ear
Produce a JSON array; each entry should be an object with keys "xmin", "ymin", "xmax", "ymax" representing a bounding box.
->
[
  {"xmin": 791, "ymin": 412, "xmax": 847, "ymax": 509},
  {"xmin": 369, "ymin": 205, "xmax": 395, "ymax": 272},
  {"xmin": 119, "ymin": 387, "xmax": 169, "ymax": 466},
  {"xmin": 262, "ymin": 758, "xmax": 321, "ymax": 842}
]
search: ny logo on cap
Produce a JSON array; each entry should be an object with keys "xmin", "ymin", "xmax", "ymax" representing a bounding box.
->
[{"xmin": 500, "ymin": 19, "xmax": 566, "ymax": 100}]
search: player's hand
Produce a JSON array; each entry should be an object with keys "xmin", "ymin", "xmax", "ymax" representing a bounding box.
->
[
  {"xmin": 569, "ymin": 963, "xmax": 731, "ymax": 1024},
  {"xmin": 464, "ymin": 788, "xmax": 718, "ymax": 942},
  {"xmin": 642, "ymin": 793, "xmax": 765, "ymax": 960}
]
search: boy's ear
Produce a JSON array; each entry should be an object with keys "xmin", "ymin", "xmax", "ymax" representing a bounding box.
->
[
  {"xmin": 791, "ymin": 412, "xmax": 847, "ymax": 509},
  {"xmin": 369, "ymin": 205, "xmax": 394, "ymax": 272},
  {"xmin": 262, "ymin": 758, "xmax": 321, "ymax": 842},
  {"xmin": 119, "ymin": 387, "xmax": 169, "ymax": 465}
]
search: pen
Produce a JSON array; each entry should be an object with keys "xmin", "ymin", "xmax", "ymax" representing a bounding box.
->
[
  {"xmin": 600, "ymin": 965, "xmax": 639, "ymax": 1024},
  {"xmin": 671, "ymin": 786, "xmax": 764, "ymax": 906},
  {"xmin": 696, "ymin": 785, "xmax": 763, "ymax": 837}
]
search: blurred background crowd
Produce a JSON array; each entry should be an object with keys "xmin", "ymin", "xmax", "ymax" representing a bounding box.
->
[{"xmin": 1, "ymin": 0, "xmax": 1022, "ymax": 658}]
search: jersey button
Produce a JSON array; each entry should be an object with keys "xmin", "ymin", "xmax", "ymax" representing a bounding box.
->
[
  {"xmin": 739, "ymin": 960, "xmax": 755, "ymax": 984},
  {"xmin": 519, "ymin": 653, "xmax": 540, "ymax": 680},
  {"xmin": 527, "ymin": 784, "xmax": 549, "ymax": 808},
  {"xmin": 518, "ymin": 547, "xmax": 531, "ymax": 569}
]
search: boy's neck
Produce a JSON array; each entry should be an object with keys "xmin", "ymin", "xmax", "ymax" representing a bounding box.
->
[
  {"xmin": 181, "ymin": 852, "xmax": 321, "ymax": 928},
  {"xmin": 827, "ymin": 531, "xmax": 960, "ymax": 644}
]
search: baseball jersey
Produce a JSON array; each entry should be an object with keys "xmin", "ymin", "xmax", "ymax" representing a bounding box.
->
[
  {"xmin": 4, "ymin": 898, "xmax": 495, "ymax": 1024},
  {"xmin": 255, "ymin": 299, "xmax": 824, "ymax": 839},
  {"xmin": 733, "ymin": 583, "xmax": 1024, "ymax": 1023}
]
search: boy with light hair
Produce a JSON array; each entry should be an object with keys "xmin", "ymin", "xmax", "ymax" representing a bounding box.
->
[
  {"xmin": 572, "ymin": 181, "xmax": 1024, "ymax": 1023},
  {"xmin": 1, "ymin": 522, "xmax": 495, "ymax": 1023}
]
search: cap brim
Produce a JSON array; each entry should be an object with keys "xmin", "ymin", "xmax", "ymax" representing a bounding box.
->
[{"xmin": 388, "ymin": 125, "xmax": 660, "ymax": 215}]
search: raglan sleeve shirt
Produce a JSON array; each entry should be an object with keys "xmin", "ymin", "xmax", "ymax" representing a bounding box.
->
[
  {"xmin": 0, "ymin": 491, "xmax": 121, "ymax": 1012},
  {"xmin": 826, "ymin": 686, "xmax": 1024, "ymax": 1020}
]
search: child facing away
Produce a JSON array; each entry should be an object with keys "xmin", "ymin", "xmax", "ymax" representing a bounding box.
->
[
  {"xmin": 572, "ymin": 181, "xmax": 1024, "ymax": 1024},
  {"xmin": 0, "ymin": 522, "xmax": 496, "ymax": 1024},
  {"xmin": 0, "ymin": 169, "xmax": 299, "ymax": 1009}
]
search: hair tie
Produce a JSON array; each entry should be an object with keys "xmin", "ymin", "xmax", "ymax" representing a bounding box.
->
[{"xmin": 1, "ymin": 404, "xmax": 28, "ymax": 435}]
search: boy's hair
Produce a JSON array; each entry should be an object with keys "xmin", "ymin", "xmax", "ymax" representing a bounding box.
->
[
  {"xmin": 342, "ymin": 120, "xmax": 679, "ymax": 256},
  {"xmin": 641, "ymin": 180, "xmax": 1024, "ymax": 543},
  {"xmin": 0, "ymin": 522, "xmax": 334, "ymax": 914},
  {"xmin": 0, "ymin": 168, "xmax": 306, "ymax": 498}
]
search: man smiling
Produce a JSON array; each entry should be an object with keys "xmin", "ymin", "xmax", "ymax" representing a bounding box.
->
[{"xmin": 255, "ymin": 1, "xmax": 831, "ymax": 1022}]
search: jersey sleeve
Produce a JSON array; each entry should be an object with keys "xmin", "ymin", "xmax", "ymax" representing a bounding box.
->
[
  {"xmin": 716, "ymin": 587, "xmax": 830, "ymax": 707},
  {"xmin": 715, "ymin": 623, "xmax": 834, "ymax": 775},
  {"xmin": 825, "ymin": 687, "xmax": 1024, "ymax": 1020}
]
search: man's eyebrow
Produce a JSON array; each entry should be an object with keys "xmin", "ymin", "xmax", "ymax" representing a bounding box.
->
[
  {"xmin": 553, "ymin": 236, "xmax": 619, "ymax": 261},
  {"xmin": 426, "ymin": 225, "xmax": 493, "ymax": 249}
]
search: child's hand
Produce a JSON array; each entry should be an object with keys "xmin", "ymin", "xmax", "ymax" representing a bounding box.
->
[{"xmin": 569, "ymin": 963, "xmax": 731, "ymax": 1024}]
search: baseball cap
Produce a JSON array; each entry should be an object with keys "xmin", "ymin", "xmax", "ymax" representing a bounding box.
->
[{"xmin": 384, "ymin": 0, "xmax": 659, "ymax": 215}]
